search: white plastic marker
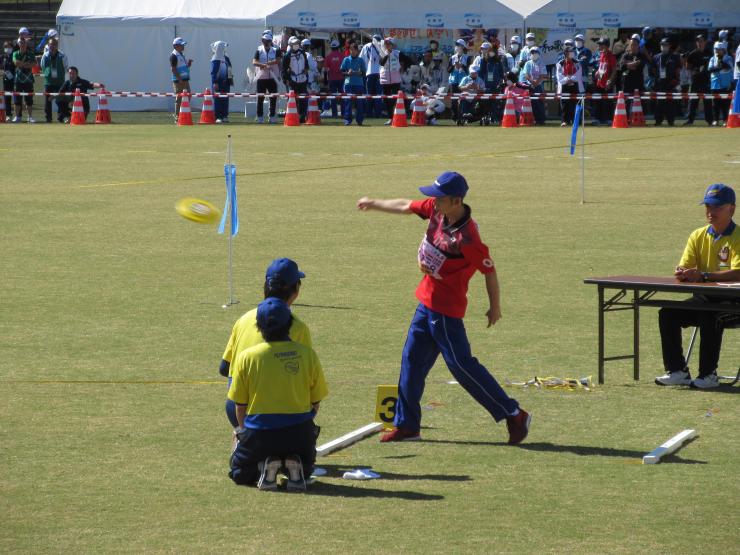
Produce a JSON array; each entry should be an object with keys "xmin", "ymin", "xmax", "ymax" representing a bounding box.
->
[
  {"xmin": 316, "ymin": 422, "xmax": 383, "ymax": 457},
  {"xmin": 343, "ymin": 468, "xmax": 381, "ymax": 480},
  {"xmin": 643, "ymin": 429, "xmax": 697, "ymax": 464}
]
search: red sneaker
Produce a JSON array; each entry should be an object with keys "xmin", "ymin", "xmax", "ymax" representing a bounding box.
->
[
  {"xmin": 380, "ymin": 427, "xmax": 421, "ymax": 443},
  {"xmin": 506, "ymin": 410, "xmax": 531, "ymax": 445}
]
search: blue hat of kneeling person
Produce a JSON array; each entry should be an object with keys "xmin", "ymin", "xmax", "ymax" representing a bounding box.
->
[
  {"xmin": 419, "ymin": 171, "xmax": 469, "ymax": 198},
  {"xmin": 256, "ymin": 297, "xmax": 292, "ymax": 335},
  {"xmin": 265, "ymin": 257, "xmax": 306, "ymax": 287},
  {"xmin": 701, "ymin": 183, "xmax": 735, "ymax": 206}
]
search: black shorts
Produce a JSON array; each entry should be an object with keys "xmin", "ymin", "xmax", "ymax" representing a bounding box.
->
[{"xmin": 14, "ymin": 81, "xmax": 34, "ymax": 106}]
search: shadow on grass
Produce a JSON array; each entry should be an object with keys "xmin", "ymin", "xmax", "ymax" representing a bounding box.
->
[
  {"xmin": 308, "ymin": 481, "xmax": 444, "ymax": 500},
  {"xmin": 422, "ymin": 440, "xmax": 707, "ymax": 464}
]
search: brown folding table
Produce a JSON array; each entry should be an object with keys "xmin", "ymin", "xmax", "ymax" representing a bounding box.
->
[{"xmin": 583, "ymin": 275, "xmax": 740, "ymax": 384}]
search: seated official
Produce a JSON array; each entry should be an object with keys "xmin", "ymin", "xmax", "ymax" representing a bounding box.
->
[
  {"xmin": 55, "ymin": 66, "xmax": 103, "ymax": 122},
  {"xmin": 655, "ymin": 183, "xmax": 739, "ymax": 389},
  {"xmin": 228, "ymin": 298, "xmax": 328, "ymax": 491}
]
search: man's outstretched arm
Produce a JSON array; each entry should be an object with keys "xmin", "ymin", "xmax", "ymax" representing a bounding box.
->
[{"xmin": 357, "ymin": 197, "xmax": 413, "ymax": 214}]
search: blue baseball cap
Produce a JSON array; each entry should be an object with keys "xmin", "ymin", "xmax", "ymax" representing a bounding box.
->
[
  {"xmin": 701, "ymin": 183, "xmax": 735, "ymax": 206},
  {"xmin": 418, "ymin": 171, "xmax": 469, "ymax": 198},
  {"xmin": 265, "ymin": 258, "xmax": 305, "ymax": 286},
  {"xmin": 256, "ymin": 297, "xmax": 292, "ymax": 334}
]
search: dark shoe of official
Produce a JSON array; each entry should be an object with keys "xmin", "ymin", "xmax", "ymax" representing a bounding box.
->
[
  {"xmin": 683, "ymin": 120, "xmax": 693, "ymax": 126},
  {"xmin": 690, "ymin": 373, "xmax": 719, "ymax": 389},
  {"xmin": 655, "ymin": 370, "xmax": 691, "ymax": 386},
  {"xmin": 506, "ymin": 409, "xmax": 531, "ymax": 445},
  {"xmin": 257, "ymin": 457, "xmax": 282, "ymax": 491},
  {"xmin": 284, "ymin": 455, "xmax": 307, "ymax": 492},
  {"xmin": 380, "ymin": 427, "xmax": 421, "ymax": 443}
]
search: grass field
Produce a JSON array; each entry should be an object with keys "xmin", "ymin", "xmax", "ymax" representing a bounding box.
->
[{"xmin": 2, "ymin": 118, "xmax": 739, "ymax": 554}]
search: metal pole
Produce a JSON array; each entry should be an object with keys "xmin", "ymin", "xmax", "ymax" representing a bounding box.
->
[
  {"xmin": 227, "ymin": 134, "xmax": 234, "ymax": 306},
  {"xmin": 633, "ymin": 289, "xmax": 640, "ymax": 381},
  {"xmin": 580, "ymin": 96, "xmax": 586, "ymax": 204},
  {"xmin": 598, "ymin": 285, "xmax": 605, "ymax": 384}
]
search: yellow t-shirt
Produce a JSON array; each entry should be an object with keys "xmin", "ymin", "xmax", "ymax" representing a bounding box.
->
[
  {"xmin": 227, "ymin": 340, "xmax": 328, "ymax": 429},
  {"xmin": 678, "ymin": 223, "xmax": 740, "ymax": 273},
  {"xmin": 222, "ymin": 308, "xmax": 312, "ymax": 377}
]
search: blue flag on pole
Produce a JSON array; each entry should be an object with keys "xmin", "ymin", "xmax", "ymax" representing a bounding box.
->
[
  {"xmin": 570, "ymin": 102, "xmax": 583, "ymax": 155},
  {"xmin": 218, "ymin": 164, "xmax": 238, "ymax": 236},
  {"xmin": 733, "ymin": 78, "xmax": 740, "ymax": 116}
]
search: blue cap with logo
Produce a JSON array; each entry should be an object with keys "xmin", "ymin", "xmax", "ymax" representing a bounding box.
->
[
  {"xmin": 419, "ymin": 171, "xmax": 469, "ymax": 198},
  {"xmin": 701, "ymin": 183, "xmax": 735, "ymax": 206},
  {"xmin": 256, "ymin": 297, "xmax": 292, "ymax": 334},
  {"xmin": 265, "ymin": 258, "xmax": 305, "ymax": 286}
]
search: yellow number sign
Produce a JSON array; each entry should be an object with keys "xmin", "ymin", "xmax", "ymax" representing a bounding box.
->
[{"xmin": 375, "ymin": 385, "xmax": 398, "ymax": 430}]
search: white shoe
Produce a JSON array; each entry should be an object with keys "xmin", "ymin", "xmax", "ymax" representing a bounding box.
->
[
  {"xmin": 255, "ymin": 116, "xmax": 263, "ymax": 123},
  {"xmin": 27, "ymin": 116, "xmax": 36, "ymax": 123},
  {"xmin": 690, "ymin": 374, "xmax": 719, "ymax": 389},
  {"xmin": 384, "ymin": 119, "xmax": 392, "ymax": 125},
  {"xmin": 655, "ymin": 370, "xmax": 691, "ymax": 386},
  {"xmin": 215, "ymin": 118, "xmax": 223, "ymax": 124},
  {"xmin": 284, "ymin": 455, "xmax": 306, "ymax": 492},
  {"xmin": 12, "ymin": 115, "xmax": 21, "ymax": 123},
  {"xmin": 257, "ymin": 457, "xmax": 281, "ymax": 491}
]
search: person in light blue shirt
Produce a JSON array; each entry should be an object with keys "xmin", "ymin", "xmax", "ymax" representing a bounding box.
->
[
  {"xmin": 340, "ymin": 42, "xmax": 367, "ymax": 126},
  {"xmin": 708, "ymin": 42, "xmax": 734, "ymax": 125},
  {"xmin": 519, "ymin": 47, "xmax": 547, "ymax": 124},
  {"xmin": 448, "ymin": 58, "xmax": 467, "ymax": 125},
  {"xmin": 458, "ymin": 67, "xmax": 485, "ymax": 122}
]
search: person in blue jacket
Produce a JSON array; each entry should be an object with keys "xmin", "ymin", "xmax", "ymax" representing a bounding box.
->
[{"xmin": 210, "ymin": 41, "xmax": 233, "ymax": 123}]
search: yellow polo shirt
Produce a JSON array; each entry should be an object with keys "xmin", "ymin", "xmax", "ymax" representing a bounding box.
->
[
  {"xmin": 222, "ymin": 308, "xmax": 311, "ymax": 377},
  {"xmin": 678, "ymin": 222, "xmax": 740, "ymax": 273},
  {"xmin": 227, "ymin": 340, "xmax": 328, "ymax": 429}
]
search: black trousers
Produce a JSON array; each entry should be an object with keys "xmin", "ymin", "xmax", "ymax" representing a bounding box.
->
[
  {"xmin": 687, "ymin": 82, "xmax": 713, "ymax": 124},
  {"xmin": 659, "ymin": 300, "xmax": 734, "ymax": 376},
  {"xmin": 593, "ymin": 85, "xmax": 613, "ymax": 122},
  {"xmin": 653, "ymin": 81, "xmax": 675, "ymax": 124},
  {"xmin": 382, "ymin": 83, "xmax": 400, "ymax": 120},
  {"xmin": 289, "ymin": 81, "xmax": 308, "ymax": 121},
  {"xmin": 256, "ymin": 78, "xmax": 277, "ymax": 117},
  {"xmin": 229, "ymin": 419, "xmax": 317, "ymax": 486},
  {"xmin": 560, "ymin": 83, "xmax": 579, "ymax": 124},
  {"xmin": 712, "ymin": 87, "xmax": 731, "ymax": 122},
  {"xmin": 44, "ymin": 84, "xmax": 62, "ymax": 122}
]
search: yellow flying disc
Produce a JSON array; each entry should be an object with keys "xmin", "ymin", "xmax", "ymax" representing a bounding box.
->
[{"xmin": 176, "ymin": 197, "xmax": 221, "ymax": 224}]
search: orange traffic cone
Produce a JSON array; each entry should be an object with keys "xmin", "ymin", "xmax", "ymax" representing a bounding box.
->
[
  {"xmin": 727, "ymin": 91, "xmax": 739, "ymax": 129},
  {"xmin": 70, "ymin": 88, "xmax": 86, "ymax": 125},
  {"xmin": 177, "ymin": 92, "xmax": 193, "ymax": 126},
  {"xmin": 0, "ymin": 91, "xmax": 6, "ymax": 123},
  {"xmin": 95, "ymin": 89, "xmax": 111, "ymax": 124},
  {"xmin": 198, "ymin": 89, "xmax": 215, "ymax": 124},
  {"xmin": 410, "ymin": 93, "xmax": 426, "ymax": 126},
  {"xmin": 283, "ymin": 90, "xmax": 300, "ymax": 126},
  {"xmin": 612, "ymin": 91, "xmax": 629, "ymax": 128},
  {"xmin": 519, "ymin": 90, "xmax": 534, "ymax": 126},
  {"xmin": 629, "ymin": 89, "xmax": 645, "ymax": 127},
  {"xmin": 305, "ymin": 95, "xmax": 321, "ymax": 125},
  {"xmin": 501, "ymin": 90, "xmax": 518, "ymax": 128},
  {"xmin": 391, "ymin": 91, "xmax": 408, "ymax": 127}
]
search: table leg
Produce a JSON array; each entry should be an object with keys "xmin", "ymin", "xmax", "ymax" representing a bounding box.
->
[
  {"xmin": 598, "ymin": 286, "xmax": 605, "ymax": 384},
  {"xmin": 633, "ymin": 289, "xmax": 640, "ymax": 381}
]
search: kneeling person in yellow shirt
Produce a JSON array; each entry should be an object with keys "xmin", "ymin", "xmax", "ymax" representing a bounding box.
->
[{"xmin": 228, "ymin": 297, "xmax": 328, "ymax": 490}]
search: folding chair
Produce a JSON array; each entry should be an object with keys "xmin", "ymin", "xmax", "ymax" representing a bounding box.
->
[{"xmin": 685, "ymin": 313, "xmax": 740, "ymax": 385}]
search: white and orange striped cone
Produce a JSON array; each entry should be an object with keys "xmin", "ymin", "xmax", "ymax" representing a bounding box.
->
[
  {"xmin": 629, "ymin": 89, "xmax": 645, "ymax": 127},
  {"xmin": 391, "ymin": 91, "xmax": 408, "ymax": 127},
  {"xmin": 727, "ymin": 91, "xmax": 739, "ymax": 129},
  {"xmin": 94, "ymin": 88, "xmax": 111, "ymax": 124},
  {"xmin": 519, "ymin": 91, "xmax": 534, "ymax": 126},
  {"xmin": 198, "ymin": 89, "xmax": 215, "ymax": 124},
  {"xmin": 501, "ymin": 90, "xmax": 518, "ymax": 128},
  {"xmin": 70, "ymin": 88, "xmax": 86, "ymax": 125},
  {"xmin": 410, "ymin": 93, "xmax": 426, "ymax": 126},
  {"xmin": 283, "ymin": 90, "xmax": 300, "ymax": 126},
  {"xmin": 177, "ymin": 92, "xmax": 193, "ymax": 126},
  {"xmin": 0, "ymin": 91, "xmax": 6, "ymax": 123},
  {"xmin": 612, "ymin": 91, "xmax": 629, "ymax": 128},
  {"xmin": 305, "ymin": 95, "xmax": 321, "ymax": 125}
]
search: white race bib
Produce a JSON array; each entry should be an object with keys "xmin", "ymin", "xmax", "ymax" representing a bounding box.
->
[
  {"xmin": 418, "ymin": 237, "xmax": 446, "ymax": 279},
  {"xmin": 659, "ymin": 68, "xmax": 666, "ymax": 79},
  {"xmin": 51, "ymin": 68, "xmax": 57, "ymax": 79}
]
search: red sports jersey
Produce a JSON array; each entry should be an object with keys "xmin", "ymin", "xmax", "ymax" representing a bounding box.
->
[{"xmin": 410, "ymin": 198, "xmax": 496, "ymax": 318}]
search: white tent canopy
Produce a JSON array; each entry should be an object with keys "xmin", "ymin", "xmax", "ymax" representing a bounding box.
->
[
  {"xmin": 517, "ymin": 0, "xmax": 740, "ymax": 28},
  {"xmin": 266, "ymin": 0, "xmax": 525, "ymax": 30},
  {"xmin": 56, "ymin": 0, "xmax": 293, "ymax": 111}
]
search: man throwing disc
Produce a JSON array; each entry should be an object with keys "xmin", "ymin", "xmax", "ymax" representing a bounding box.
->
[{"xmin": 357, "ymin": 171, "xmax": 530, "ymax": 444}]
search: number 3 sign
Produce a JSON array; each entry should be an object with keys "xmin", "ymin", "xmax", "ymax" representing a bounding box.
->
[{"xmin": 375, "ymin": 385, "xmax": 399, "ymax": 430}]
